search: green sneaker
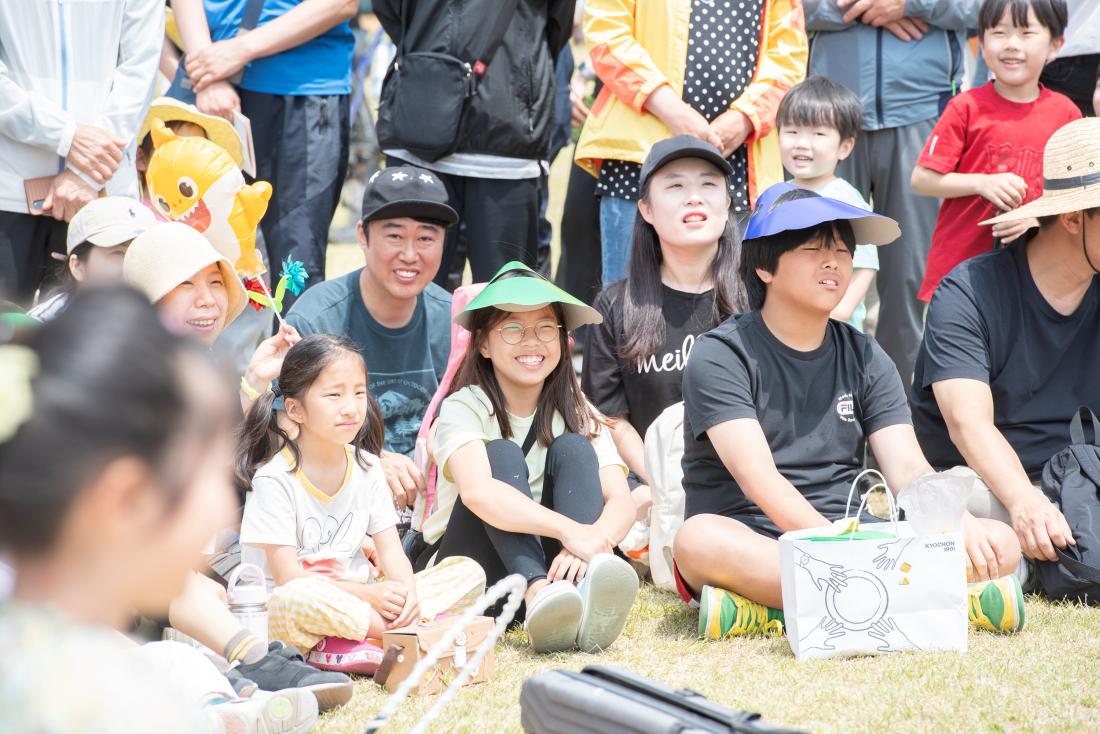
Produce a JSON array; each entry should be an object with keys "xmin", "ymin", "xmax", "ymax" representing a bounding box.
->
[
  {"xmin": 698, "ymin": 585, "xmax": 784, "ymax": 639},
  {"xmin": 968, "ymin": 575, "xmax": 1025, "ymax": 634}
]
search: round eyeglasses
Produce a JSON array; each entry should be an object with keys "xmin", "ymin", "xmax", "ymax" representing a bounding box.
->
[{"xmin": 495, "ymin": 320, "xmax": 562, "ymax": 345}]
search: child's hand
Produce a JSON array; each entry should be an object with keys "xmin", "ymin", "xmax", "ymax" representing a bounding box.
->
[
  {"xmin": 362, "ymin": 580, "xmax": 408, "ymax": 621},
  {"xmin": 548, "ymin": 549, "xmax": 588, "ymax": 584},
  {"xmin": 991, "ymin": 217, "xmax": 1038, "ymax": 244},
  {"xmin": 388, "ymin": 587, "xmax": 421, "ymax": 630},
  {"xmin": 977, "ymin": 173, "xmax": 1028, "ymax": 211},
  {"xmin": 560, "ymin": 522, "xmax": 613, "ymax": 562},
  {"xmin": 244, "ymin": 324, "xmax": 302, "ymax": 393}
]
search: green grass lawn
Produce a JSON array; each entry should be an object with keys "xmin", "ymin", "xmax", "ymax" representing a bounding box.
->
[{"xmin": 315, "ymin": 583, "xmax": 1100, "ymax": 733}]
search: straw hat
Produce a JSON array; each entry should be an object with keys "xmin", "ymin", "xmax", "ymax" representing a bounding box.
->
[
  {"xmin": 982, "ymin": 118, "xmax": 1100, "ymax": 225},
  {"xmin": 139, "ymin": 97, "xmax": 245, "ymax": 167},
  {"xmin": 123, "ymin": 222, "xmax": 247, "ymax": 324}
]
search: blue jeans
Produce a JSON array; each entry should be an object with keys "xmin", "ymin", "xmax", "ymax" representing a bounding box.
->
[{"xmin": 599, "ymin": 195, "xmax": 638, "ymax": 284}]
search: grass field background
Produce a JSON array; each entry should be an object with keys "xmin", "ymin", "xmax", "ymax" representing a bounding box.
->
[{"xmin": 317, "ymin": 584, "xmax": 1100, "ymax": 733}]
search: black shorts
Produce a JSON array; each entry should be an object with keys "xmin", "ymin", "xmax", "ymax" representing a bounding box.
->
[{"xmin": 729, "ymin": 512, "xmax": 888, "ymax": 541}]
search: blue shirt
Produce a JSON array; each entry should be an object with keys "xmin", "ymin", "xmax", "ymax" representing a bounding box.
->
[{"xmin": 205, "ymin": 0, "xmax": 354, "ymax": 95}]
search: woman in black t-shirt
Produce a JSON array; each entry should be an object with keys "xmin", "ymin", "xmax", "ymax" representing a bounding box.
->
[{"xmin": 582, "ymin": 137, "xmax": 748, "ymax": 523}]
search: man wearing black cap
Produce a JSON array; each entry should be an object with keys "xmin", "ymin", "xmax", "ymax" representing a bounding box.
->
[{"xmin": 287, "ymin": 165, "xmax": 458, "ymax": 506}]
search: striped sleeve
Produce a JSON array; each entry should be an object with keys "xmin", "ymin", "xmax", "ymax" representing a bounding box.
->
[
  {"xmin": 583, "ymin": 0, "xmax": 669, "ymax": 113},
  {"xmin": 730, "ymin": 0, "xmax": 808, "ymax": 141}
]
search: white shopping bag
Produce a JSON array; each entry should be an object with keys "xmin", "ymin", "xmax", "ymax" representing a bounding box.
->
[{"xmin": 779, "ymin": 471, "xmax": 968, "ymax": 660}]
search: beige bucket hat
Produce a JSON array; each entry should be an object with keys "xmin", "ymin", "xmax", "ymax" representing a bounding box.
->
[
  {"xmin": 982, "ymin": 118, "xmax": 1100, "ymax": 226},
  {"xmin": 123, "ymin": 222, "xmax": 247, "ymax": 324}
]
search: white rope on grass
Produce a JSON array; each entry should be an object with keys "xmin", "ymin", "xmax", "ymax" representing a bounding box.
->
[{"xmin": 364, "ymin": 573, "xmax": 527, "ymax": 734}]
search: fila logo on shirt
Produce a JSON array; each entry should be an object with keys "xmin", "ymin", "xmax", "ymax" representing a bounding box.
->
[{"xmin": 835, "ymin": 393, "xmax": 855, "ymax": 423}]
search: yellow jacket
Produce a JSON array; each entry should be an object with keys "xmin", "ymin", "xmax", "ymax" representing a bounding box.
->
[{"xmin": 576, "ymin": 0, "xmax": 807, "ymax": 205}]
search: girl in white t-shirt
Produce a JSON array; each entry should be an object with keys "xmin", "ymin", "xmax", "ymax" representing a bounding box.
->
[
  {"xmin": 429, "ymin": 262, "xmax": 639, "ymax": 654},
  {"xmin": 237, "ymin": 335, "xmax": 484, "ymax": 655}
]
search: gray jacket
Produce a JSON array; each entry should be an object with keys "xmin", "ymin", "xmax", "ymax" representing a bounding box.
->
[{"xmin": 804, "ymin": 0, "xmax": 981, "ymax": 131}]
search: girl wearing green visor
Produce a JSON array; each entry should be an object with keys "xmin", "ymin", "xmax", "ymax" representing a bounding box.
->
[{"xmin": 426, "ymin": 262, "xmax": 639, "ymax": 654}]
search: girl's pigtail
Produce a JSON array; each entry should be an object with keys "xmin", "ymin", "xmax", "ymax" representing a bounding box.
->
[
  {"xmin": 354, "ymin": 392, "xmax": 386, "ymax": 468},
  {"xmin": 234, "ymin": 389, "xmax": 292, "ymax": 494}
]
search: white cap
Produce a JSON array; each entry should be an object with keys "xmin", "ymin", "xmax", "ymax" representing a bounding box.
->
[{"xmin": 66, "ymin": 197, "xmax": 157, "ymax": 255}]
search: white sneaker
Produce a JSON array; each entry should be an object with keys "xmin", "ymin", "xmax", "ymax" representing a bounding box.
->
[
  {"xmin": 213, "ymin": 687, "xmax": 318, "ymax": 734},
  {"xmin": 576, "ymin": 554, "xmax": 639, "ymax": 653},
  {"xmin": 525, "ymin": 580, "xmax": 583, "ymax": 654}
]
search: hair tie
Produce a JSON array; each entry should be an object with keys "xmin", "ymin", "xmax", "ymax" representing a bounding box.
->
[{"xmin": 271, "ymin": 384, "xmax": 283, "ymax": 398}]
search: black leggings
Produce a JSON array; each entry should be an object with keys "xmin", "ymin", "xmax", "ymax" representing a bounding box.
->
[{"xmin": 435, "ymin": 433, "xmax": 605, "ymax": 591}]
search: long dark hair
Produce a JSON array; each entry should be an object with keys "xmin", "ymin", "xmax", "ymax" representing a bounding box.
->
[
  {"xmin": 450, "ymin": 303, "xmax": 603, "ymax": 447},
  {"xmin": 619, "ymin": 181, "xmax": 748, "ymax": 365},
  {"xmin": 0, "ymin": 287, "xmax": 231, "ymax": 553},
  {"xmin": 235, "ymin": 334, "xmax": 385, "ymax": 493}
]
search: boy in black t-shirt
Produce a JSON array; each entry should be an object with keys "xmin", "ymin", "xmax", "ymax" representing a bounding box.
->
[{"xmin": 673, "ymin": 184, "xmax": 1023, "ymax": 639}]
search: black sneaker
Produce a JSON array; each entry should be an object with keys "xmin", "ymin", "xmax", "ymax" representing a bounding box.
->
[
  {"xmin": 234, "ymin": 642, "xmax": 353, "ymax": 712},
  {"xmin": 224, "ymin": 667, "xmax": 259, "ymax": 698},
  {"xmin": 1020, "ymin": 558, "xmax": 1042, "ymax": 595}
]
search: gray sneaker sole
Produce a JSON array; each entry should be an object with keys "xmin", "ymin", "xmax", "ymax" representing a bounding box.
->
[
  {"xmin": 577, "ymin": 558, "xmax": 639, "ymax": 653},
  {"xmin": 526, "ymin": 587, "xmax": 583, "ymax": 654}
]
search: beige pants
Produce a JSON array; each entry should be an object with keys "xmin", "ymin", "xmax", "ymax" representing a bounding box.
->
[
  {"xmin": 268, "ymin": 555, "xmax": 486, "ymax": 652},
  {"xmin": 953, "ymin": 466, "xmax": 1048, "ymax": 524}
]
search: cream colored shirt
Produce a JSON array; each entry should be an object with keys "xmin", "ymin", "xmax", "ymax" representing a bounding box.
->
[{"xmin": 424, "ymin": 385, "xmax": 626, "ymax": 544}]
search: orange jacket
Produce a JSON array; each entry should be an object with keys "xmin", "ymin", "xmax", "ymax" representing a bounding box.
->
[{"xmin": 576, "ymin": 0, "xmax": 807, "ymax": 205}]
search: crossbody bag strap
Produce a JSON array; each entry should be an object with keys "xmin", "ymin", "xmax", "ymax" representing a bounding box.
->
[
  {"xmin": 458, "ymin": 0, "xmax": 521, "ymax": 78},
  {"xmin": 225, "ymin": 0, "xmax": 267, "ymax": 85},
  {"xmin": 1069, "ymin": 406, "xmax": 1100, "ymax": 447},
  {"xmin": 238, "ymin": 0, "xmax": 267, "ymax": 34},
  {"xmin": 1056, "ymin": 548, "xmax": 1100, "ymax": 585},
  {"xmin": 521, "ymin": 422, "xmax": 538, "ymax": 456}
]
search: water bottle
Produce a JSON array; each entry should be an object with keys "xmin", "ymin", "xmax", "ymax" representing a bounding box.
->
[{"xmin": 226, "ymin": 563, "xmax": 269, "ymax": 647}]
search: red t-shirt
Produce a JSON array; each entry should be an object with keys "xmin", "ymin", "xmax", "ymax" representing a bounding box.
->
[{"xmin": 916, "ymin": 83, "xmax": 1081, "ymax": 301}]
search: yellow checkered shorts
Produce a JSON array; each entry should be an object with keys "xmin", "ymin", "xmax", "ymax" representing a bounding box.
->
[{"xmin": 268, "ymin": 556, "xmax": 486, "ymax": 652}]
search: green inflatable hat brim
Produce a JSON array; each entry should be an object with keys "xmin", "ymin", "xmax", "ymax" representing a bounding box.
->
[
  {"xmin": 0, "ymin": 312, "xmax": 38, "ymax": 332},
  {"xmin": 454, "ymin": 262, "xmax": 603, "ymax": 331}
]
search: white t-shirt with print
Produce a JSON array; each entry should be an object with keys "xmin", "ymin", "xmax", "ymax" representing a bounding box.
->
[
  {"xmin": 241, "ymin": 446, "xmax": 398, "ymax": 588},
  {"xmin": 423, "ymin": 385, "xmax": 626, "ymax": 545}
]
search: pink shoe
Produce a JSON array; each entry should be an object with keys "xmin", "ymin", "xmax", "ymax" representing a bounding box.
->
[{"xmin": 306, "ymin": 637, "xmax": 384, "ymax": 676}]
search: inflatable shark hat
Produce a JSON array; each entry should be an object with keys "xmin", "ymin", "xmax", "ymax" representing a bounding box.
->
[
  {"xmin": 453, "ymin": 261, "xmax": 603, "ymax": 331},
  {"xmin": 744, "ymin": 182, "xmax": 901, "ymax": 246}
]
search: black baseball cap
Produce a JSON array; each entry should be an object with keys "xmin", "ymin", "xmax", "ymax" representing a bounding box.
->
[
  {"xmin": 360, "ymin": 166, "xmax": 459, "ymax": 226},
  {"xmin": 638, "ymin": 135, "xmax": 732, "ymax": 192}
]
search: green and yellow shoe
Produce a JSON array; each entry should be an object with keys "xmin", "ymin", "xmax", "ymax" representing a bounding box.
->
[
  {"xmin": 698, "ymin": 585, "xmax": 784, "ymax": 640},
  {"xmin": 968, "ymin": 575, "xmax": 1026, "ymax": 634}
]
